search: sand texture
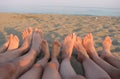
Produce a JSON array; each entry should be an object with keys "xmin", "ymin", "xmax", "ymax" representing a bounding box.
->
[{"xmin": 0, "ymin": 13, "xmax": 120, "ymax": 75}]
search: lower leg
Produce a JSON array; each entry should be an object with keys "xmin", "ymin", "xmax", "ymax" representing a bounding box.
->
[
  {"xmin": 101, "ymin": 36, "xmax": 120, "ymax": 69},
  {"xmin": 75, "ymin": 37, "xmax": 111, "ymax": 79},
  {"xmin": 0, "ymin": 28, "xmax": 32, "ymax": 63},
  {"xmin": 19, "ymin": 40, "xmax": 50, "ymax": 79},
  {"xmin": 42, "ymin": 60, "xmax": 61, "ymax": 79},
  {"xmin": 60, "ymin": 34, "xmax": 85, "ymax": 79},
  {"xmin": 83, "ymin": 33, "xmax": 118, "ymax": 79},
  {"xmin": 42, "ymin": 40, "xmax": 61, "ymax": 79},
  {"xmin": 0, "ymin": 50, "xmax": 37, "ymax": 79},
  {"xmin": 60, "ymin": 58, "xmax": 86, "ymax": 79},
  {"xmin": 0, "ymin": 29, "xmax": 43, "ymax": 79}
]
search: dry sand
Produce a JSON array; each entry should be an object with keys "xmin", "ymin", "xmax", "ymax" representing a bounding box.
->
[{"xmin": 0, "ymin": 13, "xmax": 120, "ymax": 75}]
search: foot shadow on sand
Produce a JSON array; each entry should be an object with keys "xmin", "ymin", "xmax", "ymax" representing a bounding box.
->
[{"xmin": 0, "ymin": 32, "xmax": 6, "ymax": 45}]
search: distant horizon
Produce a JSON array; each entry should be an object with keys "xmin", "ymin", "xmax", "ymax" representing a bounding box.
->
[
  {"xmin": 0, "ymin": 0, "xmax": 120, "ymax": 16},
  {"xmin": 0, "ymin": 6, "xmax": 120, "ymax": 16}
]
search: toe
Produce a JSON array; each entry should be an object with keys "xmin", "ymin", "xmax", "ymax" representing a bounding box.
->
[
  {"xmin": 14, "ymin": 35, "xmax": 19, "ymax": 42},
  {"xmin": 10, "ymin": 34, "xmax": 13, "ymax": 39},
  {"xmin": 28, "ymin": 27, "xmax": 32, "ymax": 33},
  {"xmin": 89, "ymin": 33, "xmax": 93, "ymax": 39}
]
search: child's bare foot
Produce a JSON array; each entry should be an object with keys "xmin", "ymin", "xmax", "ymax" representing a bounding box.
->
[
  {"xmin": 21, "ymin": 27, "xmax": 33, "ymax": 50},
  {"xmin": 31, "ymin": 28, "xmax": 43, "ymax": 54},
  {"xmin": 51, "ymin": 40, "xmax": 61, "ymax": 59},
  {"xmin": 62, "ymin": 33, "xmax": 76, "ymax": 59},
  {"xmin": 74, "ymin": 37, "xmax": 89, "ymax": 62},
  {"xmin": 7, "ymin": 34, "xmax": 19, "ymax": 51},
  {"xmin": 83, "ymin": 33, "xmax": 98, "ymax": 58},
  {"xmin": 101, "ymin": 36, "xmax": 112, "ymax": 59},
  {"xmin": 41, "ymin": 40, "xmax": 50, "ymax": 59}
]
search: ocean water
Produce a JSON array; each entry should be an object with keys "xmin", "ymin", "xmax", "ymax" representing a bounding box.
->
[{"xmin": 1, "ymin": 6, "xmax": 120, "ymax": 16}]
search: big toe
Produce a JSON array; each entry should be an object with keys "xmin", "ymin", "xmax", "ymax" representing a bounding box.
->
[
  {"xmin": 106, "ymin": 36, "xmax": 112, "ymax": 43},
  {"xmin": 28, "ymin": 27, "xmax": 32, "ymax": 32},
  {"xmin": 14, "ymin": 35, "xmax": 19, "ymax": 42},
  {"xmin": 89, "ymin": 33, "xmax": 93, "ymax": 39}
]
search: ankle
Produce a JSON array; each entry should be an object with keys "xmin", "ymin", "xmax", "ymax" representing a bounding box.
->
[
  {"xmin": 62, "ymin": 57, "xmax": 70, "ymax": 62},
  {"xmin": 30, "ymin": 48, "xmax": 40, "ymax": 55},
  {"xmin": 81, "ymin": 57, "xmax": 90, "ymax": 63},
  {"xmin": 19, "ymin": 45, "xmax": 28, "ymax": 51}
]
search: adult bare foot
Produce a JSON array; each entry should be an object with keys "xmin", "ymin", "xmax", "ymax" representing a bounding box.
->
[
  {"xmin": 21, "ymin": 27, "xmax": 33, "ymax": 50},
  {"xmin": 7, "ymin": 34, "xmax": 19, "ymax": 51},
  {"xmin": 62, "ymin": 33, "xmax": 76, "ymax": 59},
  {"xmin": 0, "ymin": 36, "xmax": 10, "ymax": 53},
  {"xmin": 40, "ymin": 40, "xmax": 50, "ymax": 60},
  {"xmin": 101, "ymin": 36, "xmax": 112, "ymax": 59},
  {"xmin": 74, "ymin": 37, "xmax": 89, "ymax": 62},
  {"xmin": 51, "ymin": 40, "xmax": 61, "ymax": 59},
  {"xmin": 31, "ymin": 28, "xmax": 43, "ymax": 54},
  {"xmin": 35, "ymin": 40, "xmax": 50, "ymax": 68},
  {"xmin": 83, "ymin": 33, "xmax": 98, "ymax": 58}
]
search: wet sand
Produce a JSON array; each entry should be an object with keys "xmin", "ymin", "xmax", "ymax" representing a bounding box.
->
[{"xmin": 0, "ymin": 13, "xmax": 120, "ymax": 75}]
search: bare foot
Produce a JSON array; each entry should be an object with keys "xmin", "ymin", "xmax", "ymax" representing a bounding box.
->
[
  {"xmin": 7, "ymin": 34, "xmax": 19, "ymax": 51},
  {"xmin": 41, "ymin": 40, "xmax": 50, "ymax": 59},
  {"xmin": 62, "ymin": 33, "xmax": 76, "ymax": 59},
  {"xmin": 51, "ymin": 40, "xmax": 61, "ymax": 58},
  {"xmin": 35, "ymin": 40, "xmax": 50, "ymax": 68},
  {"xmin": 21, "ymin": 27, "xmax": 33, "ymax": 49},
  {"xmin": 74, "ymin": 37, "xmax": 89, "ymax": 62},
  {"xmin": 101, "ymin": 36, "xmax": 112, "ymax": 58},
  {"xmin": 83, "ymin": 33, "xmax": 98, "ymax": 58},
  {"xmin": 31, "ymin": 28, "xmax": 43, "ymax": 54}
]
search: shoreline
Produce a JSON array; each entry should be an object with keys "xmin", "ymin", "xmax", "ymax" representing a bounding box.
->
[{"xmin": 0, "ymin": 12, "xmax": 120, "ymax": 17}]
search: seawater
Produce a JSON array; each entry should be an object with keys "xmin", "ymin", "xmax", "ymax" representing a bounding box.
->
[{"xmin": 1, "ymin": 6, "xmax": 120, "ymax": 16}]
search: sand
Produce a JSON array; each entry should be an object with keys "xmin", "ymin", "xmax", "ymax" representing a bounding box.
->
[{"xmin": 0, "ymin": 13, "xmax": 120, "ymax": 75}]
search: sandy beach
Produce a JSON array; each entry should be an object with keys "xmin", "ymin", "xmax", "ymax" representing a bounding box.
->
[{"xmin": 0, "ymin": 13, "xmax": 120, "ymax": 75}]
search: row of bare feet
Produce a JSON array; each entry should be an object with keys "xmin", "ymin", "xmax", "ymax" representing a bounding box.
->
[
  {"xmin": 0, "ymin": 27, "xmax": 114, "ymax": 79},
  {"xmin": 0, "ymin": 27, "xmax": 112, "ymax": 63},
  {"xmin": 62, "ymin": 33, "xmax": 112, "ymax": 62}
]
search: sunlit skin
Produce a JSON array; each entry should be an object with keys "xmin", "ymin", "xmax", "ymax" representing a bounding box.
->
[
  {"xmin": 101, "ymin": 36, "xmax": 120, "ymax": 78},
  {"xmin": 51, "ymin": 40, "xmax": 61, "ymax": 58},
  {"xmin": 83, "ymin": 33, "xmax": 120, "ymax": 79},
  {"xmin": 0, "ymin": 26, "xmax": 120, "ymax": 79},
  {"xmin": 18, "ymin": 28, "xmax": 42, "ymax": 67},
  {"xmin": 74, "ymin": 37, "xmax": 89, "ymax": 62},
  {"xmin": 21, "ymin": 27, "xmax": 33, "ymax": 50},
  {"xmin": 40, "ymin": 40, "xmax": 50, "ymax": 60},
  {"xmin": 62, "ymin": 33, "xmax": 76, "ymax": 59},
  {"xmin": 19, "ymin": 40, "xmax": 50, "ymax": 79},
  {"xmin": 7, "ymin": 34, "xmax": 19, "ymax": 51},
  {"xmin": 60, "ymin": 34, "xmax": 86, "ymax": 79},
  {"xmin": 42, "ymin": 40, "xmax": 61, "ymax": 79},
  {"xmin": 0, "ymin": 28, "xmax": 43, "ymax": 79},
  {"xmin": 0, "ymin": 27, "xmax": 32, "ymax": 63},
  {"xmin": 74, "ymin": 36, "xmax": 111, "ymax": 79},
  {"xmin": 83, "ymin": 33, "xmax": 98, "ymax": 58},
  {"xmin": 101, "ymin": 36, "xmax": 112, "ymax": 58}
]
